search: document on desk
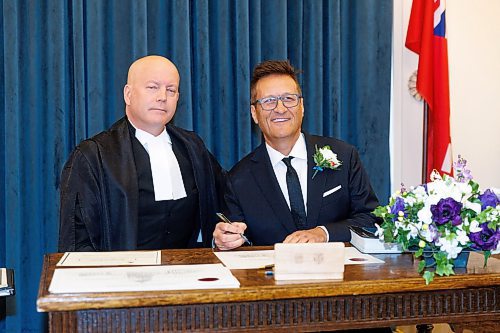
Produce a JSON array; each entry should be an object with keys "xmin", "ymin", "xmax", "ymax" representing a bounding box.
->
[
  {"xmin": 56, "ymin": 251, "xmax": 161, "ymax": 267},
  {"xmin": 214, "ymin": 250, "xmax": 275, "ymax": 269},
  {"xmin": 344, "ymin": 247, "xmax": 384, "ymax": 264},
  {"xmin": 215, "ymin": 248, "xmax": 383, "ymax": 269},
  {"xmin": 48, "ymin": 264, "xmax": 240, "ymax": 293}
]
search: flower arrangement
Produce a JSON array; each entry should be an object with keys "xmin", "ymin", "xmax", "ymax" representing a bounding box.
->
[
  {"xmin": 312, "ymin": 145, "xmax": 342, "ymax": 179},
  {"xmin": 373, "ymin": 156, "xmax": 500, "ymax": 284}
]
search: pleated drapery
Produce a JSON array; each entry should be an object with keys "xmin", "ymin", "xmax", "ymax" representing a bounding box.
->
[{"xmin": 0, "ymin": 1, "xmax": 392, "ymax": 331}]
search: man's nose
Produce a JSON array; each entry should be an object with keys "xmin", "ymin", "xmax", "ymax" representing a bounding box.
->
[
  {"xmin": 157, "ymin": 88, "xmax": 168, "ymax": 101},
  {"xmin": 274, "ymin": 99, "xmax": 288, "ymax": 113}
]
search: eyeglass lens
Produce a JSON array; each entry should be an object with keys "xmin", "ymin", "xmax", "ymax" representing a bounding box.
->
[{"xmin": 259, "ymin": 94, "xmax": 300, "ymax": 111}]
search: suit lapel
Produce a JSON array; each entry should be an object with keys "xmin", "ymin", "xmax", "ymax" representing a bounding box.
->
[
  {"xmin": 305, "ymin": 133, "xmax": 328, "ymax": 227},
  {"xmin": 250, "ymin": 144, "xmax": 297, "ymax": 234}
]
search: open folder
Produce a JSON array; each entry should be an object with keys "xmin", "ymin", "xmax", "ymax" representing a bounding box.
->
[{"xmin": 0, "ymin": 268, "xmax": 15, "ymax": 297}]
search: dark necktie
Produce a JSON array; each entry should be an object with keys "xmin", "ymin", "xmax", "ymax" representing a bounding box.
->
[{"xmin": 282, "ymin": 157, "xmax": 307, "ymax": 229}]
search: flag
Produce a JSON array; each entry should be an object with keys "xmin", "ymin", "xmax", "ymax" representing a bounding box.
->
[{"xmin": 406, "ymin": 0, "xmax": 453, "ymax": 181}]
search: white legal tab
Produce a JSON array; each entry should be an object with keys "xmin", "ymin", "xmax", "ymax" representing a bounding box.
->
[
  {"xmin": 349, "ymin": 226, "xmax": 403, "ymax": 254},
  {"xmin": 274, "ymin": 243, "xmax": 345, "ymax": 281}
]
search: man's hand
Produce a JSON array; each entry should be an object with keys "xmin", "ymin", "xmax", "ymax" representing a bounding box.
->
[
  {"xmin": 213, "ymin": 221, "xmax": 248, "ymax": 250},
  {"xmin": 283, "ymin": 227, "xmax": 327, "ymax": 243}
]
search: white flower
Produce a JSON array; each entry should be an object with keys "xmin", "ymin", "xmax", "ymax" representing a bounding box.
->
[
  {"xmin": 463, "ymin": 200, "xmax": 482, "ymax": 215},
  {"xmin": 455, "ymin": 229, "xmax": 470, "ymax": 246},
  {"xmin": 493, "ymin": 242, "xmax": 500, "ymax": 255},
  {"xmin": 413, "ymin": 185, "xmax": 428, "ymax": 202},
  {"xmin": 319, "ymin": 147, "xmax": 337, "ymax": 161},
  {"xmin": 417, "ymin": 203, "xmax": 433, "ymax": 225},
  {"xmin": 437, "ymin": 236, "xmax": 462, "ymax": 259},
  {"xmin": 374, "ymin": 223, "xmax": 384, "ymax": 239},
  {"xmin": 456, "ymin": 182, "xmax": 473, "ymax": 198},
  {"xmin": 404, "ymin": 195, "xmax": 417, "ymax": 206},
  {"xmin": 312, "ymin": 145, "xmax": 342, "ymax": 178},
  {"xmin": 408, "ymin": 223, "xmax": 420, "ymax": 239},
  {"xmin": 469, "ymin": 220, "xmax": 482, "ymax": 233}
]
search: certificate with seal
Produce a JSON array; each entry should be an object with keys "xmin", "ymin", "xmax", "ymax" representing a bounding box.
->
[{"xmin": 48, "ymin": 263, "xmax": 240, "ymax": 293}]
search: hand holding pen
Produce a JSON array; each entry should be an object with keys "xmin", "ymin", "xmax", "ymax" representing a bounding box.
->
[{"xmin": 213, "ymin": 213, "xmax": 252, "ymax": 250}]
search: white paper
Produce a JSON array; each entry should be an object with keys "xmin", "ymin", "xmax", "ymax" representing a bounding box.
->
[
  {"xmin": 56, "ymin": 251, "xmax": 162, "ymax": 267},
  {"xmin": 48, "ymin": 264, "xmax": 240, "ymax": 293},
  {"xmin": 214, "ymin": 250, "xmax": 275, "ymax": 269},
  {"xmin": 215, "ymin": 248, "xmax": 383, "ymax": 269},
  {"xmin": 344, "ymin": 247, "xmax": 385, "ymax": 264},
  {"xmin": 0, "ymin": 268, "xmax": 7, "ymax": 288}
]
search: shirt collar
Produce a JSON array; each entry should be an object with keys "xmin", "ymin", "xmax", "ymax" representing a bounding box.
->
[
  {"xmin": 266, "ymin": 133, "xmax": 307, "ymax": 167},
  {"xmin": 129, "ymin": 120, "xmax": 171, "ymax": 146}
]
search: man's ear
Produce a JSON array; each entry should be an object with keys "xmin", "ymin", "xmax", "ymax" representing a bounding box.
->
[
  {"xmin": 250, "ymin": 105, "xmax": 258, "ymax": 124},
  {"xmin": 123, "ymin": 85, "xmax": 131, "ymax": 105}
]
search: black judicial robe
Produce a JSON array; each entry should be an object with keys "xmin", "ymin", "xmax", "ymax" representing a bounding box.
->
[{"xmin": 58, "ymin": 117, "xmax": 226, "ymax": 251}]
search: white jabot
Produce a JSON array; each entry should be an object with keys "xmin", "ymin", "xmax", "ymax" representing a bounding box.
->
[{"xmin": 133, "ymin": 126, "xmax": 187, "ymax": 201}]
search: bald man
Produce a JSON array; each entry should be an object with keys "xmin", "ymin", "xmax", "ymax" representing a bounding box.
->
[{"xmin": 59, "ymin": 55, "xmax": 226, "ymax": 251}]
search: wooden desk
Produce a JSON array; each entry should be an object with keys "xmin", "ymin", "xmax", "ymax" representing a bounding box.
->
[{"xmin": 37, "ymin": 247, "xmax": 500, "ymax": 332}]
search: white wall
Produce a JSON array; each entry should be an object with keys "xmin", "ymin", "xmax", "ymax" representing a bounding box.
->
[{"xmin": 392, "ymin": 0, "xmax": 500, "ymax": 194}]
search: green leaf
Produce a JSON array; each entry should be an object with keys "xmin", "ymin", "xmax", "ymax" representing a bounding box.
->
[
  {"xmin": 484, "ymin": 251, "xmax": 491, "ymax": 267},
  {"xmin": 373, "ymin": 206, "xmax": 387, "ymax": 217},
  {"xmin": 423, "ymin": 271, "xmax": 435, "ymax": 285},
  {"xmin": 434, "ymin": 252, "xmax": 455, "ymax": 276},
  {"xmin": 418, "ymin": 260, "xmax": 426, "ymax": 273},
  {"xmin": 435, "ymin": 263, "xmax": 454, "ymax": 277}
]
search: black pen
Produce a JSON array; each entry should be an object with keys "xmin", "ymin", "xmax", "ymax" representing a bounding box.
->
[{"xmin": 216, "ymin": 213, "xmax": 252, "ymax": 245}]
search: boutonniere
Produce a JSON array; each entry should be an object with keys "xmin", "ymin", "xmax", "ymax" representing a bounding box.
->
[{"xmin": 312, "ymin": 145, "xmax": 342, "ymax": 179}]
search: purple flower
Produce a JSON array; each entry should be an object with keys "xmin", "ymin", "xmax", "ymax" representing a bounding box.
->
[
  {"xmin": 431, "ymin": 198, "xmax": 463, "ymax": 226},
  {"xmin": 469, "ymin": 222, "xmax": 500, "ymax": 251},
  {"xmin": 479, "ymin": 189, "xmax": 500, "ymax": 210},
  {"xmin": 427, "ymin": 223, "xmax": 440, "ymax": 242},
  {"xmin": 391, "ymin": 197, "xmax": 405, "ymax": 220},
  {"xmin": 453, "ymin": 155, "xmax": 473, "ymax": 183}
]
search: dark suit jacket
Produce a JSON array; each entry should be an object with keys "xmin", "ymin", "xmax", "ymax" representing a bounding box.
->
[
  {"xmin": 225, "ymin": 133, "xmax": 379, "ymax": 245},
  {"xmin": 58, "ymin": 117, "xmax": 226, "ymax": 251}
]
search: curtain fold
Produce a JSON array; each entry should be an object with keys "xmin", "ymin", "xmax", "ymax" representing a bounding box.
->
[{"xmin": 0, "ymin": 1, "xmax": 392, "ymax": 331}]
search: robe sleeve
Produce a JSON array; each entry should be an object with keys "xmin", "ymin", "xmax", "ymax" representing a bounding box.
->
[{"xmin": 58, "ymin": 147, "xmax": 102, "ymax": 252}]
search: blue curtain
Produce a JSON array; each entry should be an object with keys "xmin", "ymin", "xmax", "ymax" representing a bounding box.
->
[{"xmin": 0, "ymin": 0, "xmax": 392, "ymax": 331}]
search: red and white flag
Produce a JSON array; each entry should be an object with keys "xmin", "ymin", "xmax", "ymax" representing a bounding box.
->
[{"xmin": 406, "ymin": 0, "xmax": 453, "ymax": 181}]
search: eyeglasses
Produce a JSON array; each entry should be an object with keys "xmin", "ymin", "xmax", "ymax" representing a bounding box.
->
[{"xmin": 253, "ymin": 93, "xmax": 302, "ymax": 111}]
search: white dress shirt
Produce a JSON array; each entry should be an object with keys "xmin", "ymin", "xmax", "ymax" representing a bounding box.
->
[{"xmin": 265, "ymin": 133, "xmax": 329, "ymax": 241}]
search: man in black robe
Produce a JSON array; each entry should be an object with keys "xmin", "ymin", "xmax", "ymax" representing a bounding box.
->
[{"xmin": 59, "ymin": 55, "xmax": 225, "ymax": 251}]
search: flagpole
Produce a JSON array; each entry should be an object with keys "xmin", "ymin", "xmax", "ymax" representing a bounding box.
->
[{"xmin": 422, "ymin": 102, "xmax": 429, "ymax": 183}]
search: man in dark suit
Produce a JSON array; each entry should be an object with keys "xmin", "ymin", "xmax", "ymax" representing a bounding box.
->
[
  {"xmin": 59, "ymin": 55, "xmax": 225, "ymax": 252},
  {"xmin": 213, "ymin": 60, "xmax": 379, "ymax": 250}
]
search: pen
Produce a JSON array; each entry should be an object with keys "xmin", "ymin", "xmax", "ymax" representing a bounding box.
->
[{"xmin": 216, "ymin": 213, "xmax": 252, "ymax": 245}]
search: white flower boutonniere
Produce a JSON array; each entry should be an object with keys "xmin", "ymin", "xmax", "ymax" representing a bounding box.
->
[{"xmin": 312, "ymin": 145, "xmax": 342, "ymax": 179}]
